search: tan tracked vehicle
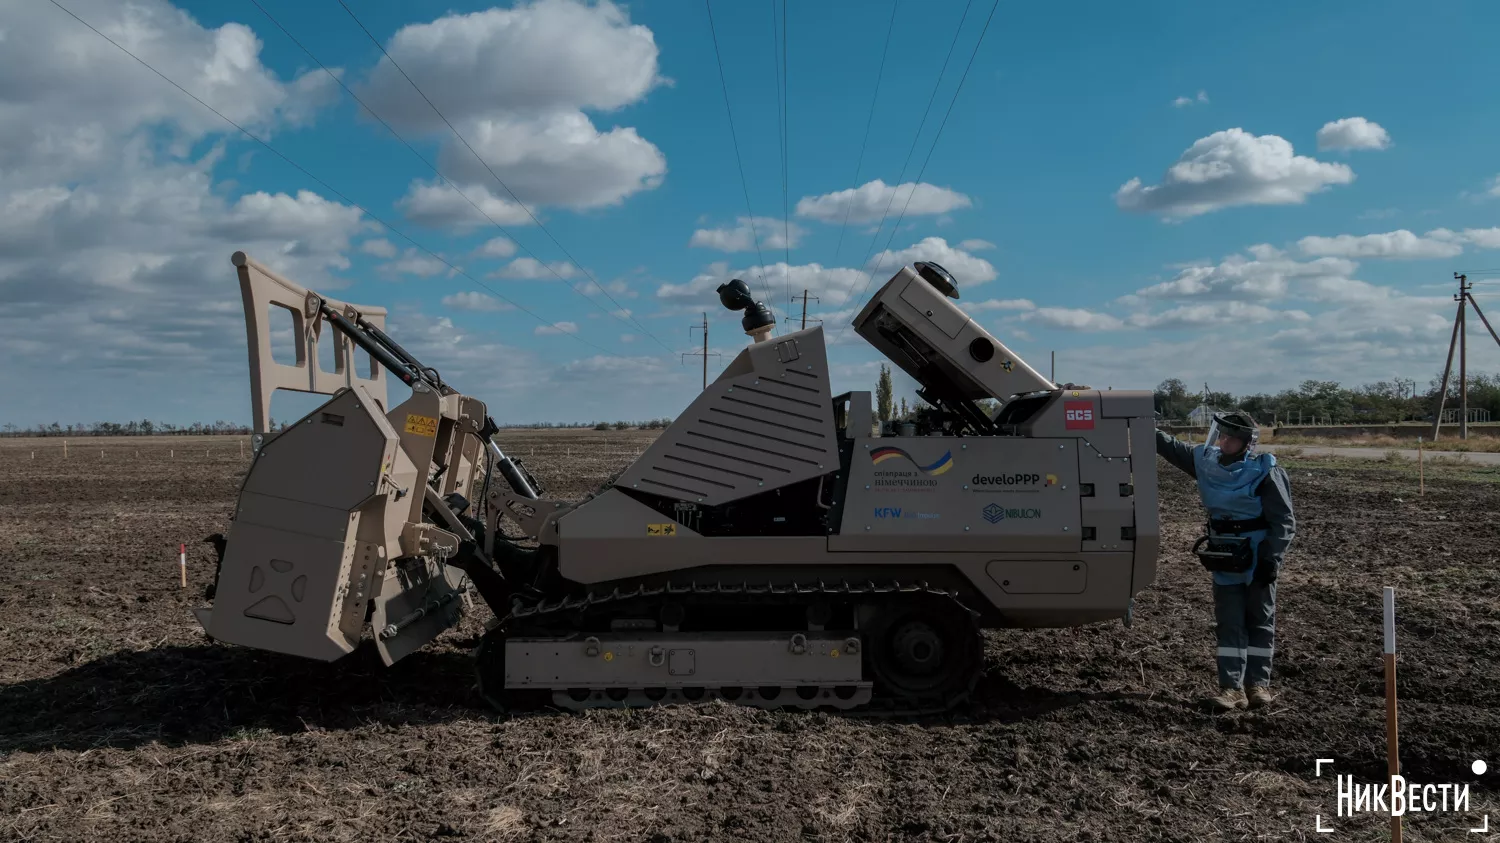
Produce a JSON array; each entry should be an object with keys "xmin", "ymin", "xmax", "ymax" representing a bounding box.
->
[{"xmin": 196, "ymin": 252, "xmax": 1159, "ymax": 713}]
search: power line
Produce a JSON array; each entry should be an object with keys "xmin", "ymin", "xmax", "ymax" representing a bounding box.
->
[
  {"xmin": 834, "ymin": 0, "xmax": 1000, "ymax": 343},
  {"xmin": 831, "ymin": 0, "xmax": 900, "ymax": 267},
  {"xmin": 47, "ymin": 0, "xmax": 621, "ymax": 359},
  {"xmin": 247, "ymin": 0, "xmax": 672, "ymax": 355},
  {"xmin": 704, "ymin": 0, "xmax": 778, "ymax": 330},
  {"xmin": 777, "ymin": 0, "xmax": 791, "ymax": 309},
  {"xmin": 333, "ymin": 0, "xmax": 677, "ymax": 352},
  {"xmin": 825, "ymin": 0, "xmax": 975, "ymax": 329}
]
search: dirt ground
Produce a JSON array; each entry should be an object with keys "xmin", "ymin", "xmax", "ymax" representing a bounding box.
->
[{"xmin": 1, "ymin": 432, "xmax": 1497, "ymax": 842}]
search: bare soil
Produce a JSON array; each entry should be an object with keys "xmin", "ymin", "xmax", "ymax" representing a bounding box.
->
[{"xmin": 1, "ymin": 432, "xmax": 1497, "ymax": 842}]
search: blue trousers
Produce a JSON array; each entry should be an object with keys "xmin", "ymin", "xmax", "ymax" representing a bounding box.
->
[{"xmin": 1213, "ymin": 581, "xmax": 1276, "ymax": 689}]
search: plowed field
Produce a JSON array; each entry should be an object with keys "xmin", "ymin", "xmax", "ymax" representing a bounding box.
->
[{"xmin": 1, "ymin": 432, "xmax": 1496, "ymax": 842}]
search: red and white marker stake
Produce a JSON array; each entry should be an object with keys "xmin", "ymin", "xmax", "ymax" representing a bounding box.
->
[{"xmin": 179, "ymin": 543, "xmax": 187, "ymax": 589}]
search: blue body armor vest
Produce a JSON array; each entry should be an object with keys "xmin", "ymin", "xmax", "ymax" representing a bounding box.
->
[{"xmin": 1193, "ymin": 445, "xmax": 1275, "ymax": 586}]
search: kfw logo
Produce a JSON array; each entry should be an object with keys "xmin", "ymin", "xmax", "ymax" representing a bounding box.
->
[{"xmin": 874, "ymin": 507, "xmax": 902, "ymax": 518}]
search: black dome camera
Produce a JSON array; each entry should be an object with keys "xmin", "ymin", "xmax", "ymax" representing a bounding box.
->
[
  {"xmin": 914, "ymin": 261, "xmax": 959, "ymax": 299},
  {"xmin": 716, "ymin": 278, "xmax": 775, "ymax": 335}
]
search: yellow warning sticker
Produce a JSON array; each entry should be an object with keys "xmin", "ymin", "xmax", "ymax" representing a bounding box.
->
[
  {"xmin": 603, "ymin": 652, "xmax": 614, "ymax": 662},
  {"xmin": 646, "ymin": 523, "xmax": 678, "ymax": 537},
  {"xmin": 831, "ymin": 649, "xmax": 840, "ymax": 658},
  {"xmin": 404, "ymin": 414, "xmax": 438, "ymax": 437}
]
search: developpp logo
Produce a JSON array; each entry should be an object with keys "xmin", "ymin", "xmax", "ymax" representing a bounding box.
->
[{"xmin": 869, "ymin": 446, "xmax": 954, "ymax": 476}]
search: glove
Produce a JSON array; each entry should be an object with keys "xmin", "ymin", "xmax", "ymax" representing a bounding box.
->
[{"xmin": 1252, "ymin": 542, "xmax": 1279, "ymax": 585}]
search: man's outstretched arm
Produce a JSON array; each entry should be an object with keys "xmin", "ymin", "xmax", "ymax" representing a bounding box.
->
[{"xmin": 1155, "ymin": 429, "xmax": 1197, "ymax": 478}]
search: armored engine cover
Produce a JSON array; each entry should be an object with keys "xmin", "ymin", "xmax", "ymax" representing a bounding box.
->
[{"xmin": 611, "ymin": 326, "xmax": 840, "ymax": 505}]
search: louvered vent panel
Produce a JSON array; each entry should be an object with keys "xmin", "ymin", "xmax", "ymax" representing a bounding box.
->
[{"xmin": 617, "ymin": 328, "xmax": 838, "ymax": 504}]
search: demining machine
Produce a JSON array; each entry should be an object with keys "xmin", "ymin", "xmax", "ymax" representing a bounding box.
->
[{"xmin": 195, "ymin": 251, "xmax": 1160, "ymax": 713}]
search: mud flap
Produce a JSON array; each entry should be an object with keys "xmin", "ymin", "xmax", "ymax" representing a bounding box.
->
[{"xmin": 370, "ymin": 556, "xmax": 467, "ymax": 665}]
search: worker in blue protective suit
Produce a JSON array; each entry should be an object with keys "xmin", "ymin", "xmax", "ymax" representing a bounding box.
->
[{"xmin": 1157, "ymin": 411, "xmax": 1296, "ymax": 712}]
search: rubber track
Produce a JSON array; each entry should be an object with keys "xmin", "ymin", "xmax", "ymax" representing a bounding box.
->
[{"xmin": 475, "ymin": 578, "xmax": 984, "ymax": 717}]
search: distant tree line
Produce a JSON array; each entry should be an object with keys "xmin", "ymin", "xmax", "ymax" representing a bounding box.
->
[
  {"xmin": 0, "ymin": 417, "xmax": 679, "ymax": 437},
  {"xmin": 0, "ymin": 420, "xmax": 252, "ymax": 438},
  {"xmin": 1153, "ymin": 373, "xmax": 1500, "ymax": 426}
]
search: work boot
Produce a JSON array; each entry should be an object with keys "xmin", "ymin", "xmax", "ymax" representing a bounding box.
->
[
  {"xmin": 1247, "ymin": 686, "xmax": 1273, "ymax": 709},
  {"xmin": 1207, "ymin": 687, "xmax": 1247, "ymax": 712}
]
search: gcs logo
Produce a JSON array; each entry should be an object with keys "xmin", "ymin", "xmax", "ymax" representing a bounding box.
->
[{"xmin": 1064, "ymin": 400, "xmax": 1095, "ymax": 430}]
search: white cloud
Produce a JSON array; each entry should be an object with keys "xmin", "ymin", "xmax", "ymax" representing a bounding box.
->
[
  {"xmin": 492, "ymin": 257, "xmax": 577, "ymax": 280},
  {"xmin": 968, "ymin": 298, "xmax": 1035, "ymax": 312},
  {"xmin": 475, "ymin": 236, "xmax": 516, "ymax": 258},
  {"xmin": 1489, "ymin": 175, "xmax": 1500, "ymax": 198},
  {"xmin": 360, "ymin": 238, "xmax": 398, "ymax": 258},
  {"xmin": 1135, "ymin": 251, "xmax": 1359, "ymax": 301},
  {"xmin": 1124, "ymin": 301, "xmax": 1310, "ymax": 329},
  {"xmin": 1316, "ymin": 117, "xmax": 1391, "ymax": 152},
  {"xmin": 378, "ymin": 248, "xmax": 448, "ymax": 278},
  {"xmin": 534, "ymin": 321, "xmax": 579, "ymax": 335},
  {"xmin": 868, "ymin": 237, "xmax": 997, "ymax": 284},
  {"xmin": 1172, "ymin": 90, "xmax": 1209, "ymax": 108},
  {"xmin": 0, "ymin": 0, "xmax": 335, "ymax": 179},
  {"xmin": 1461, "ymin": 227, "xmax": 1500, "ymax": 249},
  {"xmin": 1297, "ymin": 229, "xmax": 1463, "ymax": 260},
  {"xmin": 397, "ymin": 180, "xmax": 535, "ymax": 229},
  {"xmin": 690, "ymin": 216, "xmax": 805, "ymax": 252},
  {"xmin": 359, "ymin": 1, "xmax": 669, "ymax": 225},
  {"xmin": 1115, "ymin": 128, "xmax": 1355, "ymax": 219},
  {"xmin": 441, "ymin": 291, "xmax": 514, "ymax": 312},
  {"xmin": 957, "ymin": 239, "xmax": 995, "ymax": 251},
  {"xmin": 657, "ymin": 260, "xmax": 867, "ymax": 307},
  {"xmin": 796, "ymin": 179, "xmax": 972, "ymax": 223},
  {"xmin": 0, "ymin": 0, "xmax": 366, "ymax": 423},
  {"xmin": 1021, "ymin": 308, "xmax": 1125, "ymax": 332},
  {"xmin": 435, "ymin": 111, "xmax": 665, "ymax": 209},
  {"xmin": 358, "ymin": 0, "xmax": 664, "ymax": 129},
  {"xmin": 620, "ymin": 334, "xmax": 636, "ymax": 343}
]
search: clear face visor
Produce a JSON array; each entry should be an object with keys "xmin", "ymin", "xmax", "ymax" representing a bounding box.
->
[{"xmin": 1205, "ymin": 419, "xmax": 1259, "ymax": 457}]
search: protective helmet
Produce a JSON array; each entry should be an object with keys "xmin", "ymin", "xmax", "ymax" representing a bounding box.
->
[{"xmin": 1206, "ymin": 410, "xmax": 1259, "ymax": 457}]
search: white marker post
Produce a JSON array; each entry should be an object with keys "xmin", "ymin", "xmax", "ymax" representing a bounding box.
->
[
  {"xmin": 1384, "ymin": 586, "xmax": 1401, "ymax": 843},
  {"xmin": 179, "ymin": 543, "xmax": 187, "ymax": 589}
]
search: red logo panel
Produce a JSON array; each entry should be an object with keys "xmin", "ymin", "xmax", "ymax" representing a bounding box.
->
[{"xmin": 1064, "ymin": 400, "xmax": 1095, "ymax": 430}]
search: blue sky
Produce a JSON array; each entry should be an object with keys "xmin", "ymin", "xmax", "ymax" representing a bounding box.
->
[{"xmin": 3, "ymin": 0, "xmax": 1500, "ymax": 427}]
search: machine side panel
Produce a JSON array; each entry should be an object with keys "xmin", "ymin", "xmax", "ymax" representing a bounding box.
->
[
  {"xmin": 613, "ymin": 327, "xmax": 839, "ymax": 505},
  {"xmin": 832, "ymin": 437, "xmax": 1080, "ymax": 553}
]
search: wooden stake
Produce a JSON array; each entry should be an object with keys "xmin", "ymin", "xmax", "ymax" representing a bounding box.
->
[
  {"xmin": 179, "ymin": 543, "xmax": 187, "ymax": 588},
  {"xmin": 1417, "ymin": 437, "xmax": 1424, "ymax": 496},
  {"xmin": 1383, "ymin": 586, "xmax": 1401, "ymax": 843},
  {"xmin": 63, "ymin": 440, "xmax": 68, "ymax": 459}
]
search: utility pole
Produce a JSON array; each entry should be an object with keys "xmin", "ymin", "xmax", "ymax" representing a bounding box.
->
[
  {"xmin": 787, "ymin": 289, "xmax": 820, "ymax": 330},
  {"xmin": 1431, "ymin": 273, "xmax": 1500, "ymax": 441},
  {"xmin": 1050, "ymin": 351, "xmax": 1055, "ymax": 383},
  {"xmin": 683, "ymin": 312, "xmax": 721, "ymax": 391}
]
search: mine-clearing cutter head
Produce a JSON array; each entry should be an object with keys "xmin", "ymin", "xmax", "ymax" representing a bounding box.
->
[{"xmin": 197, "ymin": 253, "xmax": 1159, "ymax": 713}]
